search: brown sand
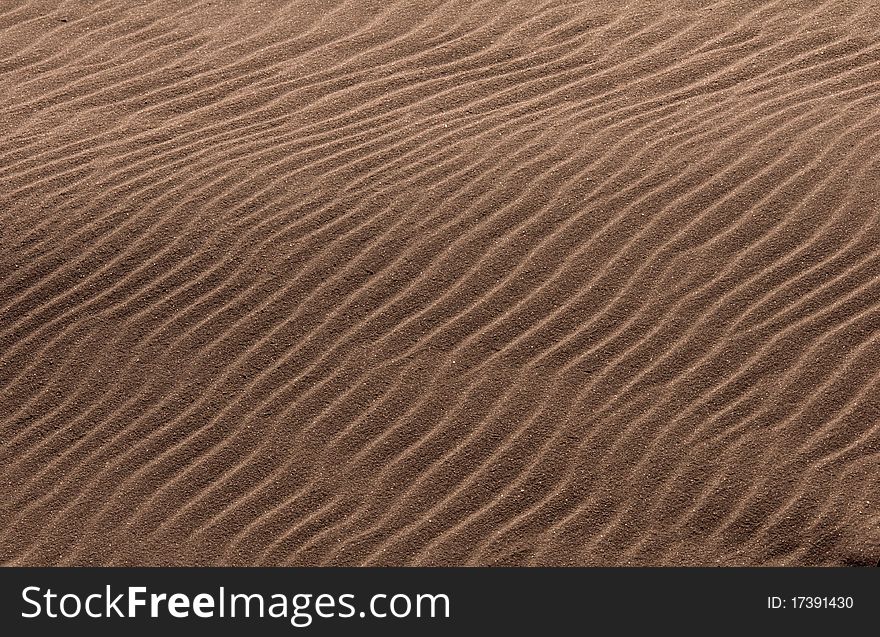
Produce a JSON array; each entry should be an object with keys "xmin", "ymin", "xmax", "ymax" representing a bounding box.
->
[{"xmin": 1, "ymin": 0, "xmax": 879, "ymax": 566}]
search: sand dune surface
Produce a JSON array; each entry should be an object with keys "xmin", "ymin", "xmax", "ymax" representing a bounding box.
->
[{"xmin": 1, "ymin": 0, "xmax": 880, "ymax": 566}]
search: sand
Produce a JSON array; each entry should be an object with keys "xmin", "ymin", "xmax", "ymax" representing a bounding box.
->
[{"xmin": 1, "ymin": 0, "xmax": 879, "ymax": 566}]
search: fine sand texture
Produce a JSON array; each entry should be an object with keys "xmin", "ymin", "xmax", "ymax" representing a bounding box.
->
[{"xmin": 2, "ymin": 0, "xmax": 880, "ymax": 566}]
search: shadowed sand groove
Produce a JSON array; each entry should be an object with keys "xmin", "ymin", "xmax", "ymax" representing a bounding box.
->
[{"xmin": 1, "ymin": 0, "xmax": 880, "ymax": 566}]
